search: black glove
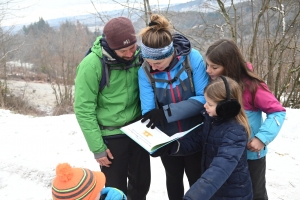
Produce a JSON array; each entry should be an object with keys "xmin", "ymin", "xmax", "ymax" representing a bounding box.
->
[
  {"xmin": 151, "ymin": 140, "xmax": 178, "ymax": 157},
  {"xmin": 141, "ymin": 109, "xmax": 167, "ymax": 129}
]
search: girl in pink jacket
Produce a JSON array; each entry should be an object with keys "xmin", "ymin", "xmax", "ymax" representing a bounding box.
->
[{"xmin": 205, "ymin": 39, "xmax": 286, "ymax": 200}]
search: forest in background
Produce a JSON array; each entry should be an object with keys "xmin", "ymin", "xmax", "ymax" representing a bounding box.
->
[{"xmin": 0, "ymin": 0, "xmax": 299, "ymax": 116}]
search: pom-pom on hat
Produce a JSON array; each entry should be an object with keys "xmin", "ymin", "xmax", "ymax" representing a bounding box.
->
[
  {"xmin": 103, "ymin": 17, "xmax": 137, "ymax": 50},
  {"xmin": 52, "ymin": 163, "xmax": 105, "ymax": 200}
]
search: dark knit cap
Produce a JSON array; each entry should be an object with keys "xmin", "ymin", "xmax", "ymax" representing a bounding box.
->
[{"xmin": 103, "ymin": 17, "xmax": 137, "ymax": 50}]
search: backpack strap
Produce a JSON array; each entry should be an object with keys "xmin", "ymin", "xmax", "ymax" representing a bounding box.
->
[
  {"xmin": 99, "ymin": 116, "xmax": 142, "ymax": 130},
  {"xmin": 84, "ymin": 48, "xmax": 92, "ymax": 57},
  {"xmin": 99, "ymin": 54, "xmax": 142, "ymax": 92},
  {"xmin": 84, "ymin": 47, "xmax": 144, "ymax": 93},
  {"xmin": 156, "ymin": 63, "xmax": 190, "ymax": 97},
  {"xmin": 84, "ymin": 48, "xmax": 108, "ymax": 92},
  {"xmin": 165, "ymin": 66, "xmax": 187, "ymax": 96},
  {"xmin": 183, "ymin": 55, "xmax": 194, "ymax": 93},
  {"xmin": 99, "ymin": 57, "xmax": 109, "ymax": 91},
  {"xmin": 142, "ymin": 55, "xmax": 194, "ymax": 106},
  {"xmin": 142, "ymin": 62, "xmax": 160, "ymax": 109},
  {"xmin": 142, "ymin": 62, "xmax": 167, "ymax": 130}
]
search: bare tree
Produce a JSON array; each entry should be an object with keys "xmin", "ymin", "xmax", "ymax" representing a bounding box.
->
[
  {"xmin": 50, "ymin": 21, "xmax": 94, "ymax": 115},
  {"xmin": 0, "ymin": 0, "xmax": 25, "ymax": 108},
  {"xmin": 9, "ymin": 0, "xmax": 297, "ymax": 111},
  {"xmin": 199, "ymin": 0, "xmax": 300, "ymax": 107}
]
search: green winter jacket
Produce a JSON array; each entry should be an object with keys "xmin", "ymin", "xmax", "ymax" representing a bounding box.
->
[{"xmin": 74, "ymin": 36, "xmax": 142, "ymax": 156}]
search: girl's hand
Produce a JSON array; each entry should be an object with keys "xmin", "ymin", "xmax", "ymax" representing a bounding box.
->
[{"xmin": 247, "ymin": 137, "xmax": 265, "ymax": 152}]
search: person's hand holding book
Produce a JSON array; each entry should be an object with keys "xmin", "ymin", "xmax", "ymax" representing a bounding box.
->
[
  {"xmin": 151, "ymin": 140, "xmax": 180, "ymax": 157},
  {"xmin": 141, "ymin": 109, "xmax": 167, "ymax": 129}
]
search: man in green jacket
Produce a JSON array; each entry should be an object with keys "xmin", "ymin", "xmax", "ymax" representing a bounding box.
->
[{"xmin": 74, "ymin": 17, "xmax": 150, "ymax": 200}]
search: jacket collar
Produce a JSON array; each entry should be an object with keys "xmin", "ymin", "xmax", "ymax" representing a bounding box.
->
[{"xmin": 100, "ymin": 36, "xmax": 140, "ymax": 65}]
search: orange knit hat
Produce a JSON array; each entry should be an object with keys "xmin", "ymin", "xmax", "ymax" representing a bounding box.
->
[{"xmin": 52, "ymin": 163, "xmax": 105, "ymax": 200}]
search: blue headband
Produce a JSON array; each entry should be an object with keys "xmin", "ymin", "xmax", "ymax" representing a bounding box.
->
[{"xmin": 141, "ymin": 42, "xmax": 174, "ymax": 60}]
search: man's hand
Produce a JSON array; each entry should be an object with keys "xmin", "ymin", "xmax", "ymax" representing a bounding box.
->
[
  {"xmin": 96, "ymin": 149, "xmax": 114, "ymax": 167},
  {"xmin": 247, "ymin": 137, "xmax": 265, "ymax": 152}
]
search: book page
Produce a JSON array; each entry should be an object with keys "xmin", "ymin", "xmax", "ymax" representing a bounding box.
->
[
  {"xmin": 150, "ymin": 122, "xmax": 203, "ymax": 152},
  {"xmin": 121, "ymin": 121, "xmax": 172, "ymax": 152},
  {"xmin": 121, "ymin": 120, "xmax": 203, "ymax": 153}
]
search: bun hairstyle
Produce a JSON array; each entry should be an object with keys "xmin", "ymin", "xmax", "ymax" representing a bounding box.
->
[
  {"xmin": 205, "ymin": 76, "xmax": 251, "ymax": 138},
  {"xmin": 138, "ymin": 14, "xmax": 174, "ymax": 48}
]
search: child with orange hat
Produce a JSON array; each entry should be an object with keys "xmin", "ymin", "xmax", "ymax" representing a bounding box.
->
[{"xmin": 52, "ymin": 163, "xmax": 126, "ymax": 200}]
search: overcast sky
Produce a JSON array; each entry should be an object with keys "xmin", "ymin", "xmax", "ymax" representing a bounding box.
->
[{"xmin": 2, "ymin": 0, "xmax": 190, "ymax": 26}]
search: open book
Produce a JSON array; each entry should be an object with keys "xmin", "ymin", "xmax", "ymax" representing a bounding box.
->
[{"xmin": 120, "ymin": 120, "xmax": 202, "ymax": 154}]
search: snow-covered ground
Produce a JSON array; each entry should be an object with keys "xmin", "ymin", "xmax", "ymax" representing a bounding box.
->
[
  {"xmin": 0, "ymin": 108, "xmax": 299, "ymax": 199},
  {"xmin": 6, "ymin": 80, "xmax": 56, "ymax": 115},
  {"xmin": 0, "ymin": 81, "xmax": 299, "ymax": 199}
]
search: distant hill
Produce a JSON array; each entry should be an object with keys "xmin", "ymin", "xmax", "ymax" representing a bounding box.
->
[
  {"xmin": 5, "ymin": 0, "xmax": 253, "ymax": 35},
  {"xmin": 3, "ymin": 1, "xmax": 180, "ymax": 33}
]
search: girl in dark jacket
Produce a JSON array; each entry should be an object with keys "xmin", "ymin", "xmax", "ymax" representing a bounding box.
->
[
  {"xmin": 181, "ymin": 76, "xmax": 253, "ymax": 199},
  {"xmin": 155, "ymin": 76, "xmax": 253, "ymax": 200}
]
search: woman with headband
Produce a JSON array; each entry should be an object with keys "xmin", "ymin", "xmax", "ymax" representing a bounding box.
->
[{"xmin": 138, "ymin": 14, "xmax": 209, "ymax": 200}]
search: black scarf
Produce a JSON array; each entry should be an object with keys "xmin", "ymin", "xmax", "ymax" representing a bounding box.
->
[{"xmin": 100, "ymin": 36, "xmax": 138, "ymax": 65}]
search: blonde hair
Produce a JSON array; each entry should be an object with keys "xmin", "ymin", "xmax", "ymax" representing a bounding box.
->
[
  {"xmin": 205, "ymin": 76, "xmax": 251, "ymax": 138},
  {"xmin": 138, "ymin": 14, "xmax": 174, "ymax": 48}
]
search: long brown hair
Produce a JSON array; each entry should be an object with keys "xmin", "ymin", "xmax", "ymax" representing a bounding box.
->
[
  {"xmin": 206, "ymin": 39, "xmax": 267, "ymax": 106},
  {"xmin": 205, "ymin": 76, "xmax": 251, "ymax": 138},
  {"xmin": 138, "ymin": 14, "xmax": 173, "ymax": 48}
]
